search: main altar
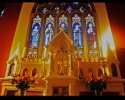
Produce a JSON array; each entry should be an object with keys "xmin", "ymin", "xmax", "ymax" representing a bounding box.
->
[{"xmin": 0, "ymin": 30, "xmax": 125, "ymax": 96}]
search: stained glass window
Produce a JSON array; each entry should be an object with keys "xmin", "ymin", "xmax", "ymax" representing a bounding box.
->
[
  {"xmin": 48, "ymin": 2, "xmax": 55, "ymax": 6},
  {"xmin": 8, "ymin": 63, "xmax": 14, "ymax": 76},
  {"xmin": 85, "ymin": 14, "xmax": 99, "ymax": 58},
  {"xmin": 87, "ymin": 3, "xmax": 92, "ymax": 10},
  {"xmin": 85, "ymin": 14, "xmax": 97, "ymax": 49},
  {"xmin": 41, "ymin": 7, "xmax": 48, "ymax": 14},
  {"xmin": 72, "ymin": 14, "xmax": 83, "ymax": 48},
  {"xmin": 29, "ymin": 2, "xmax": 98, "ymax": 59},
  {"xmin": 66, "ymin": 5, "xmax": 73, "ymax": 13},
  {"xmin": 27, "ymin": 15, "xmax": 42, "ymax": 58},
  {"xmin": 84, "ymin": 8, "xmax": 86, "ymax": 11},
  {"xmin": 35, "ymin": 3, "xmax": 40, "ymax": 11},
  {"xmin": 73, "ymin": 2, "xmax": 78, "ymax": 4},
  {"xmin": 43, "ymin": 15, "xmax": 54, "ymax": 46},
  {"xmin": 78, "ymin": 6, "xmax": 84, "ymax": 13},
  {"xmin": 53, "ymin": 6, "xmax": 61, "ymax": 13},
  {"xmin": 61, "ymin": 2, "xmax": 66, "ymax": 5},
  {"xmin": 58, "ymin": 14, "xmax": 68, "ymax": 33}
]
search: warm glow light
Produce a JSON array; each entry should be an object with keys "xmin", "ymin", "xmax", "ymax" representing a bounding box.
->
[
  {"xmin": 9, "ymin": 3, "xmax": 34, "ymax": 60},
  {"xmin": 101, "ymin": 26, "xmax": 116, "ymax": 58}
]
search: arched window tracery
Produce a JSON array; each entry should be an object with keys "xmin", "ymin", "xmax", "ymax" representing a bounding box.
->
[
  {"xmin": 27, "ymin": 2, "xmax": 100, "ymax": 59},
  {"xmin": 27, "ymin": 14, "xmax": 42, "ymax": 58}
]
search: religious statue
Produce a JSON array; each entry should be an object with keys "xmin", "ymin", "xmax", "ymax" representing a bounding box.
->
[
  {"xmin": 87, "ymin": 22, "xmax": 97, "ymax": 48},
  {"xmin": 73, "ymin": 24, "xmax": 82, "ymax": 48},
  {"xmin": 45, "ymin": 23, "xmax": 54, "ymax": 46}
]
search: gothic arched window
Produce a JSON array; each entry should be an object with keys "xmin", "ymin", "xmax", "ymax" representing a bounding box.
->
[
  {"xmin": 32, "ymin": 68, "xmax": 37, "ymax": 76},
  {"xmin": 58, "ymin": 14, "xmax": 68, "ymax": 34},
  {"xmin": 27, "ymin": 14, "xmax": 42, "ymax": 58},
  {"xmin": 8, "ymin": 63, "xmax": 14, "ymax": 76},
  {"xmin": 27, "ymin": 2, "xmax": 100, "ymax": 59},
  {"xmin": 72, "ymin": 14, "xmax": 83, "ymax": 48},
  {"xmin": 43, "ymin": 15, "xmax": 55, "ymax": 46},
  {"xmin": 23, "ymin": 68, "xmax": 28, "ymax": 76},
  {"xmin": 85, "ymin": 13, "xmax": 99, "ymax": 58}
]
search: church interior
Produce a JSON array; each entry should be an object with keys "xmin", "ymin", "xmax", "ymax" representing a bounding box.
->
[{"xmin": 0, "ymin": 2, "xmax": 125, "ymax": 96}]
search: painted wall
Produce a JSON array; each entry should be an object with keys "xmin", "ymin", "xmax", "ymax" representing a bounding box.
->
[
  {"xmin": 0, "ymin": 2, "xmax": 23, "ymax": 93},
  {"xmin": 9, "ymin": 3, "xmax": 34, "ymax": 60}
]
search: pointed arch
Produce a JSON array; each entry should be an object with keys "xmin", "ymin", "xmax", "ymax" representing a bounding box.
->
[
  {"xmin": 84, "ymin": 11, "xmax": 100, "ymax": 58},
  {"xmin": 32, "ymin": 68, "xmax": 37, "ymax": 76},
  {"xmin": 111, "ymin": 63, "xmax": 118, "ymax": 77},
  {"xmin": 26, "ymin": 2, "xmax": 100, "ymax": 60},
  {"xmin": 98, "ymin": 68, "xmax": 103, "ymax": 77},
  {"xmin": 22, "ymin": 68, "xmax": 28, "ymax": 76},
  {"xmin": 58, "ymin": 14, "xmax": 68, "ymax": 34},
  {"xmin": 8, "ymin": 63, "xmax": 15, "ymax": 76},
  {"xmin": 43, "ymin": 14, "xmax": 55, "ymax": 46},
  {"xmin": 27, "ymin": 14, "xmax": 42, "ymax": 58},
  {"xmin": 71, "ymin": 13, "xmax": 83, "ymax": 48}
]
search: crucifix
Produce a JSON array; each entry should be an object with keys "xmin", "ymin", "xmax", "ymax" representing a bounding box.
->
[{"xmin": 58, "ymin": 47, "xmax": 67, "ymax": 75}]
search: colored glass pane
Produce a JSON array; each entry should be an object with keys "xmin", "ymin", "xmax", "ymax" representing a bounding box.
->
[
  {"xmin": 78, "ymin": 6, "xmax": 84, "ymax": 13},
  {"xmin": 85, "ymin": 14, "xmax": 97, "ymax": 49},
  {"xmin": 61, "ymin": 2, "xmax": 66, "ymax": 5},
  {"xmin": 53, "ymin": 6, "xmax": 61, "ymax": 13},
  {"xmin": 58, "ymin": 14, "xmax": 68, "ymax": 33},
  {"xmin": 27, "ymin": 15, "xmax": 42, "ymax": 58},
  {"xmin": 43, "ymin": 15, "xmax": 54, "ymax": 46},
  {"xmin": 72, "ymin": 14, "xmax": 83, "ymax": 48},
  {"xmin": 42, "ymin": 7, "xmax": 48, "ymax": 14},
  {"xmin": 66, "ymin": 5, "xmax": 73, "ymax": 13},
  {"xmin": 73, "ymin": 2, "xmax": 78, "ymax": 4}
]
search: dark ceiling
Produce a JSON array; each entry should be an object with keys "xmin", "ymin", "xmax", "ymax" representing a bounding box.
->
[{"xmin": 0, "ymin": 2, "xmax": 6, "ymax": 12}]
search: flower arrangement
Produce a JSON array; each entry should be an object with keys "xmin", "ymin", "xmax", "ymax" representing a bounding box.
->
[
  {"xmin": 84, "ymin": 72, "xmax": 111, "ymax": 96},
  {"xmin": 9, "ymin": 73, "xmax": 39, "ymax": 96}
]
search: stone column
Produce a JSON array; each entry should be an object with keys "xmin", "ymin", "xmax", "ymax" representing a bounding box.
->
[
  {"xmin": 49, "ymin": 53, "xmax": 54, "ymax": 75},
  {"xmin": 13, "ymin": 59, "xmax": 18, "ymax": 74},
  {"xmin": 69, "ymin": 53, "xmax": 74, "ymax": 75},
  {"xmin": 5, "ymin": 63, "xmax": 10, "ymax": 77}
]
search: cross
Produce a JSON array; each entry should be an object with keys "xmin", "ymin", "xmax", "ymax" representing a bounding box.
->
[{"xmin": 58, "ymin": 47, "xmax": 67, "ymax": 75}]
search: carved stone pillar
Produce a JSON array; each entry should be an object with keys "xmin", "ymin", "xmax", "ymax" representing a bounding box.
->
[
  {"xmin": 5, "ymin": 63, "xmax": 11, "ymax": 77},
  {"xmin": 13, "ymin": 59, "xmax": 18, "ymax": 74},
  {"xmin": 69, "ymin": 53, "xmax": 74, "ymax": 75},
  {"xmin": 49, "ymin": 51, "xmax": 54, "ymax": 75}
]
